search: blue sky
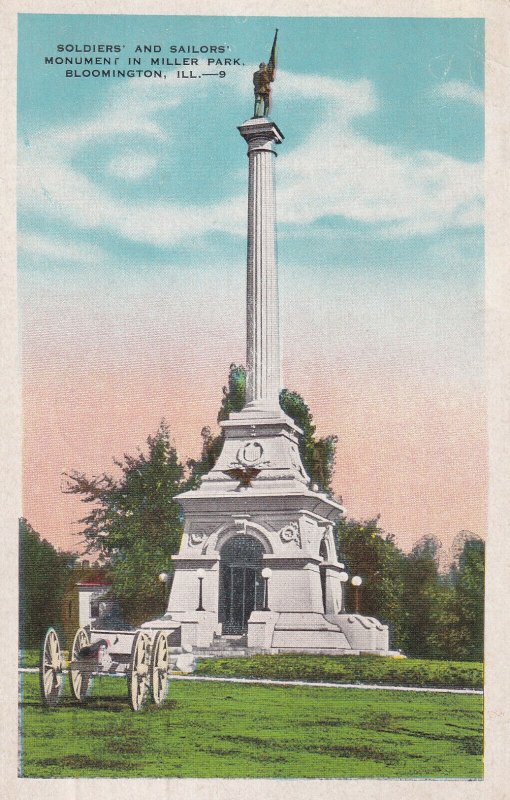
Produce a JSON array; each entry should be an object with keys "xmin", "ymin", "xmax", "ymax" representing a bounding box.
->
[{"xmin": 18, "ymin": 15, "xmax": 484, "ymax": 277}]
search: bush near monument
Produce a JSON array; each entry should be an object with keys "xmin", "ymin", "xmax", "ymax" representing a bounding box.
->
[{"xmin": 195, "ymin": 654, "xmax": 483, "ymax": 689}]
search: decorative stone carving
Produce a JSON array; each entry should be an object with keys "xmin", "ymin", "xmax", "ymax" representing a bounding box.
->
[
  {"xmin": 241, "ymin": 441, "xmax": 263, "ymax": 464},
  {"xmin": 229, "ymin": 441, "xmax": 270, "ymax": 471},
  {"xmin": 233, "ymin": 518, "xmax": 249, "ymax": 536},
  {"xmin": 188, "ymin": 530, "xmax": 207, "ymax": 546},
  {"xmin": 188, "ymin": 524, "xmax": 218, "ymax": 547},
  {"xmin": 279, "ymin": 522, "xmax": 301, "ymax": 547}
]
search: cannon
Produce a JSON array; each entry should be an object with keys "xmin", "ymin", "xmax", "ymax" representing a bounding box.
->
[{"xmin": 40, "ymin": 617, "xmax": 193, "ymax": 711}]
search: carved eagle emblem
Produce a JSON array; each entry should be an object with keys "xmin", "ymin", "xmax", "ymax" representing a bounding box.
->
[{"xmin": 223, "ymin": 467, "xmax": 261, "ymax": 489}]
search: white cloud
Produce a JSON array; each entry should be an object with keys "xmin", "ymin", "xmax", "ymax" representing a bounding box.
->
[
  {"xmin": 275, "ymin": 101, "xmax": 483, "ymax": 235},
  {"xmin": 18, "ymin": 231, "xmax": 105, "ymax": 264},
  {"xmin": 107, "ymin": 151, "xmax": 158, "ymax": 180},
  {"xmin": 432, "ymin": 80, "xmax": 484, "ymax": 107},
  {"xmin": 18, "ymin": 68, "xmax": 483, "ymax": 251},
  {"xmin": 277, "ymin": 70, "xmax": 377, "ymax": 118}
]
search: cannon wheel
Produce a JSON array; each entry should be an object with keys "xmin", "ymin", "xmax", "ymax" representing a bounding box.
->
[
  {"xmin": 70, "ymin": 627, "xmax": 93, "ymax": 702},
  {"xmin": 40, "ymin": 627, "xmax": 65, "ymax": 707},
  {"xmin": 128, "ymin": 631, "xmax": 151, "ymax": 711},
  {"xmin": 151, "ymin": 631, "xmax": 171, "ymax": 706}
]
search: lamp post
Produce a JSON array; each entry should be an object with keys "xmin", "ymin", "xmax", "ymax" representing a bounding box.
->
[
  {"xmin": 261, "ymin": 567, "xmax": 272, "ymax": 611},
  {"xmin": 351, "ymin": 575, "xmax": 362, "ymax": 613},
  {"xmin": 196, "ymin": 568, "xmax": 206, "ymax": 612},
  {"xmin": 339, "ymin": 571, "xmax": 349, "ymax": 613}
]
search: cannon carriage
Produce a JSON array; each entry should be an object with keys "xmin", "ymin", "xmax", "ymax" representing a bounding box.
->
[{"xmin": 40, "ymin": 617, "xmax": 192, "ymax": 711}]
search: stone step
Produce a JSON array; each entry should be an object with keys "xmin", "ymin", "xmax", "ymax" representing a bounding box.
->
[
  {"xmin": 212, "ymin": 636, "xmax": 248, "ymax": 648},
  {"xmin": 194, "ymin": 648, "xmax": 248, "ymax": 658}
]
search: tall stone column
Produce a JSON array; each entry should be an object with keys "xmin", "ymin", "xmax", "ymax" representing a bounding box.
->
[{"xmin": 238, "ymin": 118, "xmax": 284, "ymax": 417}]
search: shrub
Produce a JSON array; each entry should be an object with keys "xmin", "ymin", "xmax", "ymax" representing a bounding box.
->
[{"xmin": 195, "ymin": 655, "xmax": 483, "ymax": 689}]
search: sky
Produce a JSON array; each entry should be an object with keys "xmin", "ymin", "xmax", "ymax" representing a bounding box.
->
[{"xmin": 18, "ymin": 15, "xmax": 485, "ymax": 561}]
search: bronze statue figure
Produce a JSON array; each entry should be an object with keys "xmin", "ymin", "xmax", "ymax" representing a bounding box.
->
[{"xmin": 253, "ymin": 29, "xmax": 278, "ymax": 118}]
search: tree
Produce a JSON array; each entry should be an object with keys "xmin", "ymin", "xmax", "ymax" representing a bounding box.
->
[
  {"xmin": 434, "ymin": 537, "xmax": 484, "ymax": 662},
  {"xmin": 454, "ymin": 538, "xmax": 484, "ymax": 661},
  {"xmin": 402, "ymin": 536, "xmax": 445, "ymax": 657},
  {"xmin": 335, "ymin": 516, "xmax": 407, "ymax": 649},
  {"xmin": 187, "ymin": 364, "xmax": 337, "ymax": 494},
  {"xmin": 19, "ymin": 518, "xmax": 73, "ymax": 647},
  {"xmin": 424, "ymin": 581, "xmax": 465, "ymax": 662},
  {"xmin": 63, "ymin": 421, "xmax": 184, "ymax": 624},
  {"xmin": 422, "ymin": 537, "xmax": 484, "ymax": 662},
  {"xmin": 279, "ymin": 387, "xmax": 337, "ymax": 494}
]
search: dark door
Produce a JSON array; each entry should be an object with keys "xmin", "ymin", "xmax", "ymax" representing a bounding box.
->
[{"xmin": 220, "ymin": 535, "xmax": 264, "ymax": 634}]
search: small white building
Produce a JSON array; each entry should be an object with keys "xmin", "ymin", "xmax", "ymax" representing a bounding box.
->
[{"xmin": 77, "ymin": 579, "xmax": 111, "ymax": 628}]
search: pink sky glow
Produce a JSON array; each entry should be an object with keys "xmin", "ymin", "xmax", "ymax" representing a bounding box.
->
[{"xmin": 21, "ymin": 263, "xmax": 486, "ymax": 561}]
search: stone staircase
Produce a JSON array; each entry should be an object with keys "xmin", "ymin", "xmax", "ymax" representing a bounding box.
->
[{"xmin": 193, "ymin": 633, "xmax": 251, "ymax": 658}]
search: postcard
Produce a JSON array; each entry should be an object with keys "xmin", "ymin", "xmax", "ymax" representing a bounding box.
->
[{"xmin": 2, "ymin": 1, "xmax": 509, "ymax": 798}]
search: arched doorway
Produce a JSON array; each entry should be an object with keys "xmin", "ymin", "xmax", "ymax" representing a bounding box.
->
[{"xmin": 219, "ymin": 534, "xmax": 265, "ymax": 635}]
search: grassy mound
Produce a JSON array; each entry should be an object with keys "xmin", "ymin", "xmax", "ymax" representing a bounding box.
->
[{"xmin": 195, "ymin": 654, "xmax": 483, "ymax": 689}]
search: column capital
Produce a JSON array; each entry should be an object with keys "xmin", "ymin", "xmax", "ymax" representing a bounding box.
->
[{"xmin": 238, "ymin": 117, "xmax": 284, "ymax": 146}]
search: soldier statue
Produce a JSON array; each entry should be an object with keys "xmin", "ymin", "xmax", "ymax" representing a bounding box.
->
[{"xmin": 253, "ymin": 30, "xmax": 278, "ymax": 118}]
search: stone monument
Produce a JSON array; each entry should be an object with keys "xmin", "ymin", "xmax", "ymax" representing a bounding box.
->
[{"xmin": 145, "ymin": 36, "xmax": 391, "ymax": 654}]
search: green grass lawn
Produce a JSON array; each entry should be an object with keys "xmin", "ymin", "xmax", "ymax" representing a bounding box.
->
[{"xmin": 20, "ymin": 673, "xmax": 483, "ymax": 779}]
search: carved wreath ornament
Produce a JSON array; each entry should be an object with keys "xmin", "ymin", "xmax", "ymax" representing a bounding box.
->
[
  {"xmin": 237, "ymin": 441, "xmax": 266, "ymax": 466},
  {"xmin": 189, "ymin": 530, "xmax": 207, "ymax": 546},
  {"xmin": 188, "ymin": 524, "xmax": 217, "ymax": 547},
  {"xmin": 279, "ymin": 522, "xmax": 301, "ymax": 547}
]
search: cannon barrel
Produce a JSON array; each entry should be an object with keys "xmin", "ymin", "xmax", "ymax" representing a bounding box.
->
[{"xmin": 77, "ymin": 638, "xmax": 109, "ymax": 659}]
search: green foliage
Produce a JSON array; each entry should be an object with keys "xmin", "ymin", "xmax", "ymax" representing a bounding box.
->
[
  {"xmin": 401, "ymin": 536, "xmax": 444, "ymax": 657},
  {"xmin": 427, "ymin": 539, "xmax": 485, "ymax": 662},
  {"xmin": 335, "ymin": 523, "xmax": 485, "ymax": 662},
  {"xmin": 184, "ymin": 426, "xmax": 224, "ymax": 491},
  {"xmin": 63, "ymin": 421, "xmax": 184, "ymax": 624},
  {"xmin": 19, "ymin": 519, "xmax": 73, "ymax": 647},
  {"xmin": 217, "ymin": 362, "xmax": 247, "ymax": 422},
  {"xmin": 20, "ymin": 674, "xmax": 483, "ymax": 778},
  {"xmin": 455, "ymin": 539, "xmax": 484, "ymax": 661},
  {"xmin": 279, "ymin": 387, "xmax": 337, "ymax": 493},
  {"xmin": 196, "ymin": 654, "xmax": 483, "ymax": 689},
  {"xmin": 336, "ymin": 517, "xmax": 407, "ymax": 648},
  {"xmin": 184, "ymin": 363, "xmax": 246, "ymax": 490},
  {"xmin": 188, "ymin": 364, "xmax": 337, "ymax": 493},
  {"xmin": 18, "ymin": 648, "xmax": 41, "ymax": 668}
]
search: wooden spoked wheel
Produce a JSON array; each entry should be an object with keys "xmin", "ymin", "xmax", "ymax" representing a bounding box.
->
[
  {"xmin": 128, "ymin": 631, "xmax": 151, "ymax": 711},
  {"xmin": 151, "ymin": 631, "xmax": 171, "ymax": 706},
  {"xmin": 40, "ymin": 627, "xmax": 65, "ymax": 707},
  {"xmin": 70, "ymin": 627, "xmax": 93, "ymax": 702}
]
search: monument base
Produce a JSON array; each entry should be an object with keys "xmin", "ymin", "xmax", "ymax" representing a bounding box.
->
[
  {"xmin": 141, "ymin": 609, "xmax": 392, "ymax": 655},
  {"xmin": 248, "ymin": 611, "xmax": 390, "ymax": 652}
]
